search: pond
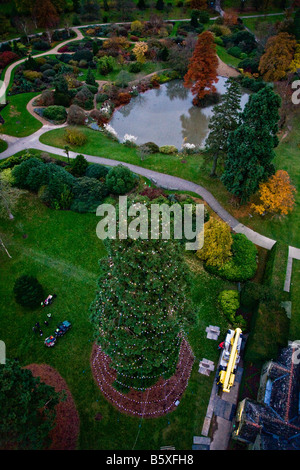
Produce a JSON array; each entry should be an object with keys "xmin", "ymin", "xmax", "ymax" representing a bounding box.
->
[{"xmin": 109, "ymin": 77, "xmax": 250, "ymax": 150}]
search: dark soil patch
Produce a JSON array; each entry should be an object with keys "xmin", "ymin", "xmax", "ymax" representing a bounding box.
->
[
  {"xmin": 25, "ymin": 363, "xmax": 80, "ymax": 450},
  {"xmin": 91, "ymin": 337, "xmax": 194, "ymax": 418}
]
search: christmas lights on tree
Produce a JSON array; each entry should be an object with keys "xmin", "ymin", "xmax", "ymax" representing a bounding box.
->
[{"xmin": 90, "ymin": 204, "xmax": 196, "ymax": 393}]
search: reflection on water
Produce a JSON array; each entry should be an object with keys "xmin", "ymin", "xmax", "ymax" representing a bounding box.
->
[{"xmin": 110, "ymin": 78, "xmax": 249, "ymax": 149}]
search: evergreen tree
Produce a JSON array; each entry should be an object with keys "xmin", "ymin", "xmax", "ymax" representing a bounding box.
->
[
  {"xmin": 86, "ymin": 67, "xmax": 97, "ymax": 86},
  {"xmin": 221, "ymin": 86, "xmax": 281, "ymax": 203},
  {"xmin": 0, "ymin": 360, "xmax": 59, "ymax": 449},
  {"xmin": 90, "ymin": 208, "xmax": 195, "ymax": 391},
  {"xmin": 137, "ymin": 0, "xmax": 146, "ymax": 9},
  {"xmin": 13, "ymin": 275, "xmax": 44, "ymax": 308},
  {"xmin": 205, "ymin": 78, "xmax": 242, "ymax": 177}
]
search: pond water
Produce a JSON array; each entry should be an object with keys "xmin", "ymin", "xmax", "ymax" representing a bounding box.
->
[{"xmin": 109, "ymin": 77, "xmax": 250, "ymax": 150}]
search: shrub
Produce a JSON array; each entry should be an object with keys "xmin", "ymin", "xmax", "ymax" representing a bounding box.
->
[
  {"xmin": 98, "ymin": 55, "xmax": 114, "ymax": 75},
  {"xmin": 0, "ymin": 51, "xmax": 19, "ymax": 69},
  {"xmin": 129, "ymin": 61, "xmax": 142, "ymax": 73},
  {"xmin": 33, "ymin": 40, "xmax": 50, "ymax": 51},
  {"xmin": 12, "ymin": 158, "xmax": 49, "ymax": 192},
  {"xmin": 73, "ymin": 49, "xmax": 93, "ymax": 63},
  {"xmin": 43, "ymin": 105, "xmax": 67, "ymax": 123},
  {"xmin": 70, "ymin": 177, "xmax": 108, "ymax": 212},
  {"xmin": 115, "ymin": 70, "xmax": 132, "ymax": 88},
  {"xmin": 198, "ymin": 11, "xmax": 210, "ymax": 24},
  {"xmin": 227, "ymin": 46, "xmax": 243, "ymax": 58},
  {"xmin": 140, "ymin": 187, "xmax": 167, "ymax": 200},
  {"xmin": 159, "ymin": 145, "xmax": 178, "ymax": 154},
  {"xmin": 218, "ymin": 290, "xmax": 239, "ymax": 320},
  {"xmin": 140, "ymin": 142, "xmax": 159, "ymax": 154},
  {"xmin": 73, "ymin": 86, "xmax": 94, "ymax": 110},
  {"xmin": 218, "ymin": 289, "xmax": 247, "ymax": 329},
  {"xmin": 39, "ymin": 164, "xmax": 76, "ymax": 209},
  {"xmin": 105, "ymin": 165, "xmax": 137, "ymax": 195},
  {"xmin": 67, "ymin": 105, "xmax": 86, "ymax": 126},
  {"xmin": 117, "ymin": 92, "xmax": 131, "ymax": 105},
  {"xmin": 0, "ymin": 152, "xmax": 35, "ymax": 170},
  {"xmin": 70, "ymin": 154, "xmax": 89, "ymax": 177},
  {"xmin": 23, "ymin": 70, "xmax": 43, "ymax": 81},
  {"xmin": 37, "ymin": 89, "xmax": 55, "ymax": 106},
  {"xmin": 13, "ymin": 275, "xmax": 44, "ymax": 309},
  {"xmin": 96, "ymin": 93, "xmax": 109, "ymax": 103},
  {"xmin": 65, "ymin": 128, "xmax": 87, "ymax": 147},
  {"xmin": 206, "ymin": 233, "xmax": 257, "ymax": 281}
]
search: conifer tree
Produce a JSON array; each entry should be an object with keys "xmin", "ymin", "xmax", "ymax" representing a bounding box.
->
[
  {"xmin": 86, "ymin": 67, "xmax": 97, "ymax": 87},
  {"xmin": 90, "ymin": 209, "xmax": 195, "ymax": 391},
  {"xmin": 184, "ymin": 31, "xmax": 219, "ymax": 107},
  {"xmin": 0, "ymin": 360, "xmax": 59, "ymax": 449},
  {"xmin": 205, "ymin": 78, "xmax": 242, "ymax": 177}
]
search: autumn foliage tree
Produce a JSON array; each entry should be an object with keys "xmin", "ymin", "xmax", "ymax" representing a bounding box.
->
[
  {"xmin": 251, "ymin": 170, "xmax": 297, "ymax": 217},
  {"xmin": 132, "ymin": 41, "xmax": 148, "ymax": 64},
  {"xmin": 184, "ymin": 31, "xmax": 219, "ymax": 107},
  {"xmin": 197, "ymin": 218, "xmax": 233, "ymax": 268},
  {"xmin": 258, "ymin": 32, "xmax": 297, "ymax": 82}
]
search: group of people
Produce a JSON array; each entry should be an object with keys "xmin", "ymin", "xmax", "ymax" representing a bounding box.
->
[{"xmin": 32, "ymin": 313, "xmax": 52, "ymax": 336}]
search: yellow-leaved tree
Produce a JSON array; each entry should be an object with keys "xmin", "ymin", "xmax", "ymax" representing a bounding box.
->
[
  {"xmin": 251, "ymin": 170, "xmax": 297, "ymax": 217},
  {"xmin": 289, "ymin": 44, "xmax": 300, "ymax": 72},
  {"xmin": 258, "ymin": 32, "xmax": 297, "ymax": 82},
  {"xmin": 197, "ymin": 218, "xmax": 233, "ymax": 267},
  {"xmin": 133, "ymin": 42, "xmax": 148, "ymax": 64}
]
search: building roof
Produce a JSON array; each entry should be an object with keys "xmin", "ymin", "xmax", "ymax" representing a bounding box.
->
[{"xmin": 236, "ymin": 344, "xmax": 300, "ymax": 450}]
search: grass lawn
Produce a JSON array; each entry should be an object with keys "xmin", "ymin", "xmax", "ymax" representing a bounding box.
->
[
  {"xmin": 242, "ymin": 14, "xmax": 285, "ymax": 33},
  {"xmin": 0, "ymin": 190, "xmax": 234, "ymax": 450},
  {"xmin": 0, "ymin": 138, "xmax": 8, "ymax": 153},
  {"xmin": 0, "ymin": 92, "xmax": 43, "ymax": 137},
  {"xmin": 290, "ymin": 259, "xmax": 300, "ymax": 341},
  {"xmin": 216, "ymin": 45, "xmax": 241, "ymax": 68}
]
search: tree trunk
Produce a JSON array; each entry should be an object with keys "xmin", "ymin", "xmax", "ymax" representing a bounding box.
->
[{"xmin": 210, "ymin": 154, "xmax": 219, "ymax": 177}]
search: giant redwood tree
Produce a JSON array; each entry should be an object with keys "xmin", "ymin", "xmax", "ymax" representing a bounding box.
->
[
  {"xmin": 184, "ymin": 31, "xmax": 219, "ymax": 107},
  {"xmin": 221, "ymin": 86, "xmax": 281, "ymax": 203},
  {"xmin": 90, "ymin": 214, "xmax": 195, "ymax": 392}
]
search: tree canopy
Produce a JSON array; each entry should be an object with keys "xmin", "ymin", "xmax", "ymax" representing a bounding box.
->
[{"xmin": 184, "ymin": 31, "xmax": 219, "ymax": 106}]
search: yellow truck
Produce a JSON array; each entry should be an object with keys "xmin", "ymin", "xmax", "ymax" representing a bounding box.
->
[{"xmin": 217, "ymin": 328, "xmax": 243, "ymax": 393}]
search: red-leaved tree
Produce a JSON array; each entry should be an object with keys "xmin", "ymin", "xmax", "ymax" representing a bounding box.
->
[{"xmin": 183, "ymin": 31, "xmax": 219, "ymax": 107}]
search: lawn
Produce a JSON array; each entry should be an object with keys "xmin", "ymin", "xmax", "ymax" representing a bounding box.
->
[
  {"xmin": 0, "ymin": 138, "xmax": 8, "ymax": 153},
  {"xmin": 0, "ymin": 190, "xmax": 234, "ymax": 450},
  {"xmin": 290, "ymin": 259, "xmax": 300, "ymax": 341},
  {"xmin": 0, "ymin": 92, "xmax": 42, "ymax": 137},
  {"xmin": 216, "ymin": 44, "xmax": 241, "ymax": 68}
]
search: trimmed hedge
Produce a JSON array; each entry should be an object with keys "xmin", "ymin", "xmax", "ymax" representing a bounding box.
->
[{"xmin": 263, "ymin": 241, "xmax": 289, "ymax": 294}]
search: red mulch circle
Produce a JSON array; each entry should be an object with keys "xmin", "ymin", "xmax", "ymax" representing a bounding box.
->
[
  {"xmin": 25, "ymin": 363, "xmax": 80, "ymax": 450},
  {"xmin": 91, "ymin": 337, "xmax": 194, "ymax": 418}
]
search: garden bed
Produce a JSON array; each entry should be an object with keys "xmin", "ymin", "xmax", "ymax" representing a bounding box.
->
[
  {"xmin": 91, "ymin": 337, "xmax": 194, "ymax": 418},
  {"xmin": 25, "ymin": 363, "xmax": 80, "ymax": 450}
]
